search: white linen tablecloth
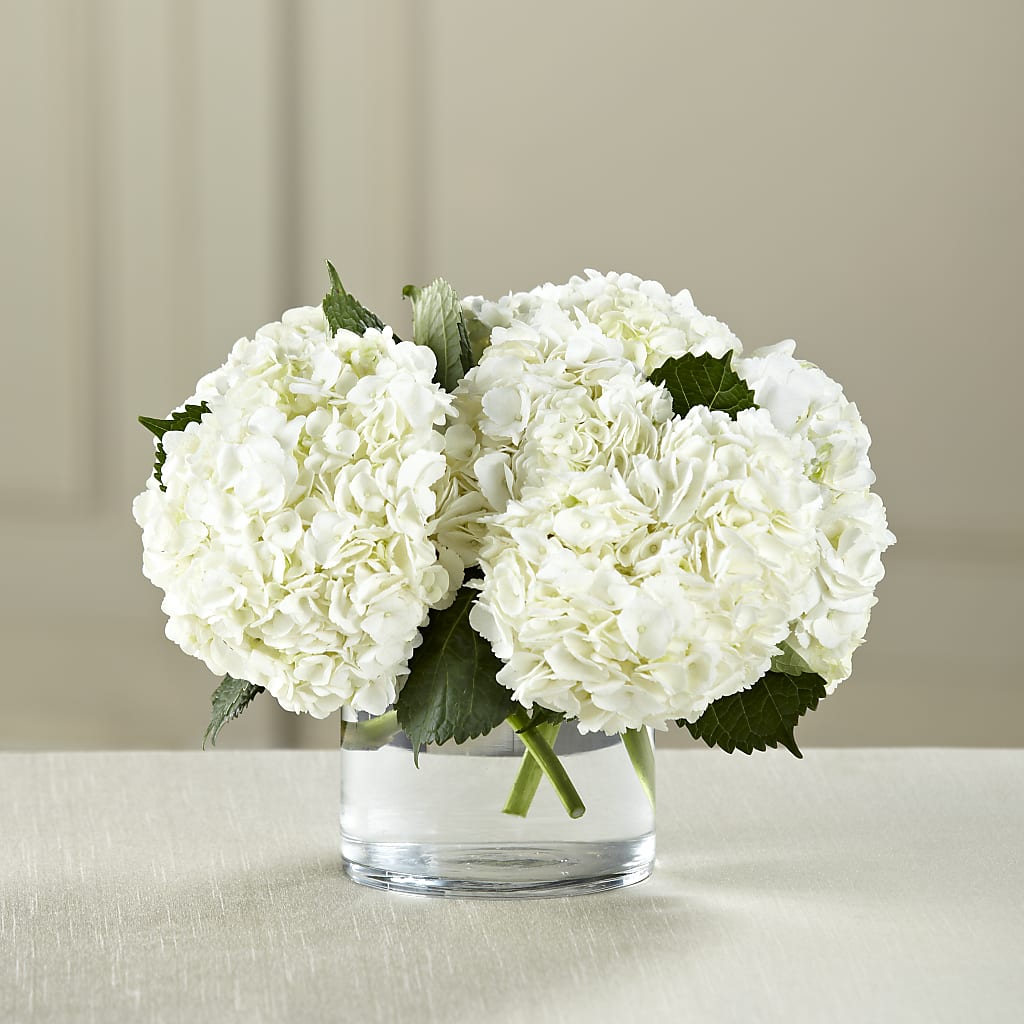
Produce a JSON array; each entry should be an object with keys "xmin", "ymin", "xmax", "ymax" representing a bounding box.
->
[{"xmin": 2, "ymin": 748, "xmax": 1022, "ymax": 1023}]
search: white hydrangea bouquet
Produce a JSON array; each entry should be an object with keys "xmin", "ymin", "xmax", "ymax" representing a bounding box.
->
[{"xmin": 134, "ymin": 265, "xmax": 893, "ymax": 820}]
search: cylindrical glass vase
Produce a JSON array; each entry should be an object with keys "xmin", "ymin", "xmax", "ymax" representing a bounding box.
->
[{"xmin": 340, "ymin": 715, "xmax": 655, "ymax": 898}]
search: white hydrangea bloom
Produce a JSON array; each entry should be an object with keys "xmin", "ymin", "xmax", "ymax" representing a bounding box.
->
[
  {"xmin": 133, "ymin": 306, "xmax": 454, "ymax": 718},
  {"xmin": 436, "ymin": 305, "xmax": 674, "ymax": 570},
  {"xmin": 444, "ymin": 270, "xmax": 746, "ymax": 571},
  {"xmin": 735, "ymin": 341, "xmax": 895, "ymax": 687},
  {"xmin": 463, "ymin": 269, "xmax": 741, "ymax": 375},
  {"xmin": 470, "ymin": 405, "xmax": 822, "ymax": 733}
]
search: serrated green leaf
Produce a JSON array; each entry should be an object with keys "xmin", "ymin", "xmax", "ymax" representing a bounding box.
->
[
  {"xmin": 680, "ymin": 670, "xmax": 827, "ymax": 758},
  {"xmin": 323, "ymin": 261, "xmax": 390, "ymax": 338},
  {"xmin": 396, "ymin": 587, "xmax": 516, "ymax": 763},
  {"xmin": 139, "ymin": 403, "xmax": 210, "ymax": 441},
  {"xmin": 203, "ymin": 674, "xmax": 265, "ymax": 749},
  {"xmin": 649, "ymin": 352, "xmax": 757, "ymax": 420},
  {"xmin": 138, "ymin": 402, "xmax": 211, "ymax": 490},
  {"xmin": 403, "ymin": 277, "xmax": 469, "ymax": 391}
]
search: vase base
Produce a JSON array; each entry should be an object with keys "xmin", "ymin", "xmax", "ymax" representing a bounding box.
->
[{"xmin": 341, "ymin": 835, "xmax": 655, "ymax": 899}]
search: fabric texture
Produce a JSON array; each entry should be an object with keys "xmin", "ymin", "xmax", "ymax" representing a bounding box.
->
[{"xmin": 2, "ymin": 749, "xmax": 1022, "ymax": 1023}]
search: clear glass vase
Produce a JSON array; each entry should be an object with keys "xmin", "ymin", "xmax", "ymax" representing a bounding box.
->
[{"xmin": 340, "ymin": 714, "xmax": 655, "ymax": 898}]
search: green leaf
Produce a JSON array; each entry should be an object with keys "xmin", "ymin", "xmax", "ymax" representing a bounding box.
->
[
  {"xmin": 458, "ymin": 312, "xmax": 473, "ymax": 372},
  {"xmin": 649, "ymin": 352, "xmax": 757, "ymax": 420},
  {"xmin": 139, "ymin": 402, "xmax": 210, "ymax": 440},
  {"xmin": 403, "ymin": 277, "xmax": 469, "ymax": 391},
  {"xmin": 770, "ymin": 643, "xmax": 813, "ymax": 677},
  {"xmin": 203, "ymin": 674, "xmax": 265, "ymax": 748},
  {"xmin": 138, "ymin": 402, "xmax": 211, "ymax": 490},
  {"xmin": 396, "ymin": 586, "xmax": 516, "ymax": 763},
  {"xmin": 680, "ymin": 670, "xmax": 827, "ymax": 758},
  {"xmin": 322, "ymin": 261, "xmax": 390, "ymax": 338},
  {"xmin": 461, "ymin": 307, "xmax": 490, "ymax": 369}
]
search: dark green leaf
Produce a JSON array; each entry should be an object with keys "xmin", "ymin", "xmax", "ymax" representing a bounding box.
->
[
  {"xmin": 458, "ymin": 312, "xmax": 473, "ymax": 372},
  {"xmin": 138, "ymin": 402, "xmax": 211, "ymax": 490},
  {"xmin": 138, "ymin": 402, "xmax": 210, "ymax": 440},
  {"xmin": 649, "ymin": 352, "xmax": 757, "ymax": 420},
  {"xmin": 396, "ymin": 587, "xmax": 516, "ymax": 763},
  {"xmin": 323, "ymin": 261, "xmax": 390, "ymax": 338},
  {"xmin": 403, "ymin": 277, "xmax": 469, "ymax": 391},
  {"xmin": 680, "ymin": 670, "xmax": 827, "ymax": 758},
  {"xmin": 203, "ymin": 674, "xmax": 265, "ymax": 749}
]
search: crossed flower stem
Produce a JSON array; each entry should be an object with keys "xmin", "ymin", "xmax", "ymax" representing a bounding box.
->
[
  {"xmin": 340, "ymin": 708, "xmax": 655, "ymax": 822},
  {"xmin": 502, "ymin": 710, "xmax": 655, "ymax": 820},
  {"xmin": 503, "ymin": 710, "xmax": 583, "ymax": 818}
]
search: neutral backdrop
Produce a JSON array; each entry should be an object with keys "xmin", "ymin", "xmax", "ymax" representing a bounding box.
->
[{"xmin": 1, "ymin": 0, "xmax": 1020, "ymax": 751}]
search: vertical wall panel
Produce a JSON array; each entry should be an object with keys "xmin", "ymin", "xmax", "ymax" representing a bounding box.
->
[
  {"xmin": 0, "ymin": 1, "xmax": 92, "ymax": 505},
  {"xmin": 98, "ymin": 0, "xmax": 202, "ymax": 510},
  {"xmin": 0, "ymin": 0, "xmax": 299, "ymax": 749},
  {"xmin": 292, "ymin": 0, "xmax": 420, "ymax": 327},
  {"xmin": 192, "ymin": 0, "xmax": 291, "ymax": 364}
]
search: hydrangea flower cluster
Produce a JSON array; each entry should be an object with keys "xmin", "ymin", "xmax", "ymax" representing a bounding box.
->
[
  {"xmin": 136, "ymin": 268, "xmax": 893, "ymax": 745},
  {"xmin": 437, "ymin": 304, "xmax": 674, "ymax": 568},
  {"xmin": 450, "ymin": 271, "xmax": 894, "ymax": 731},
  {"xmin": 470, "ymin": 403, "xmax": 823, "ymax": 731},
  {"xmin": 133, "ymin": 306, "xmax": 453, "ymax": 718}
]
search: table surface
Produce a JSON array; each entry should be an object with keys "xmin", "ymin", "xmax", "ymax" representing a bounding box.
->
[{"xmin": 2, "ymin": 748, "xmax": 1022, "ymax": 1024}]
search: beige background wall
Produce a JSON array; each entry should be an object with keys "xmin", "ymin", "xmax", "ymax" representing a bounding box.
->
[{"xmin": 1, "ymin": 0, "xmax": 1020, "ymax": 750}]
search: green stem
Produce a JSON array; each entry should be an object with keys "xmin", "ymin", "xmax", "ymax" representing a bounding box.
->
[
  {"xmin": 622, "ymin": 728, "xmax": 656, "ymax": 809},
  {"xmin": 340, "ymin": 709, "xmax": 400, "ymax": 751},
  {"xmin": 503, "ymin": 721, "xmax": 562, "ymax": 817},
  {"xmin": 505, "ymin": 709, "xmax": 586, "ymax": 819}
]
